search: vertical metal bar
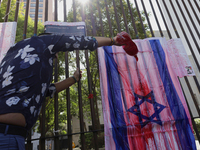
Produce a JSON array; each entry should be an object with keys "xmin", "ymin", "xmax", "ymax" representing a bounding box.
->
[
  {"xmin": 173, "ymin": 0, "xmax": 200, "ymax": 66},
  {"xmin": 119, "ymin": 0, "xmax": 130, "ymax": 34},
  {"xmin": 72, "ymin": 0, "xmax": 76, "ymax": 22},
  {"xmin": 87, "ymin": 1, "xmax": 99, "ymax": 149},
  {"xmin": 41, "ymin": 102, "xmax": 46, "ymax": 150},
  {"xmin": 169, "ymin": 0, "xmax": 200, "ymax": 91},
  {"xmin": 180, "ymin": 0, "xmax": 200, "ymax": 39},
  {"xmin": 193, "ymin": 0, "xmax": 200, "ymax": 13},
  {"xmin": 187, "ymin": 0, "xmax": 200, "ymax": 25},
  {"xmin": 126, "ymin": 0, "xmax": 139, "ymax": 38},
  {"xmin": 163, "ymin": 0, "xmax": 200, "ymax": 143},
  {"xmin": 112, "ymin": 0, "xmax": 121, "ymax": 32},
  {"xmin": 54, "ymin": 59, "xmax": 59, "ymax": 150},
  {"xmin": 73, "ymin": 1, "xmax": 86, "ymax": 149},
  {"xmin": 134, "ymin": 0, "xmax": 147, "ymax": 38},
  {"xmin": 65, "ymin": 52, "xmax": 72, "ymax": 150},
  {"xmin": 14, "ymin": 0, "xmax": 20, "ymax": 22},
  {"xmin": 155, "ymin": 0, "xmax": 172, "ymax": 38},
  {"xmin": 4, "ymin": 0, "xmax": 11, "ymax": 22},
  {"xmin": 179, "ymin": 79, "xmax": 200, "ymax": 144},
  {"xmin": 54, "ymin": 0, "xmax": 58, "ymax": 21},
  {"xmin": 149, "ymin": 0, "xmax": 163, "ymax": 37},
  {"xmin": 85, "ymin": 51, "xmax": 99, "ymax": 150},
  {"xmin": 23, "ymin": 0, "xmax": 30, "ymax": 39},
  {"xmin": 104, "ymin": 0, "xmax": 113, "ymax": 36},
  {"xmin": 62, "ymin": 1, "xmax": 72, "ymax": 150},
  {"xmin": 40, "ymin": 1, "xmax": 48, "ymax": 150},
  {"xmin": 27, "ymin": 133, "xmax": 32, "ymax": 150},
  {"xmin": 54, "ymin": 0, "xmax": 59, "ymax": 148},
  {"xmin": 96, "ymin": 0, "xmax": 104, "ymax": 36},
  {"xmin": 63, "ymin": 0, "xmax": 67, "ymax": 21},
  {"xmin": 34, "ymin": 0, "xmax": 39, "ymax": 36},
  {"xmin": 140, "ymin": 0, "xmax": 154, "ymax": 37},
  {"xmin": 89, "ymin": 3, "xmax": 97, "ymax": 36},
  {"xmin": 44, "ymin": 0, "xmax": 48, "ymax": 21}
]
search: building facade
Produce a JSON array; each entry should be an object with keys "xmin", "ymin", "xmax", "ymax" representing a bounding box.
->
[{"xmin": 22, "ymin": 0, "xmax": 54, "ymax": 23}]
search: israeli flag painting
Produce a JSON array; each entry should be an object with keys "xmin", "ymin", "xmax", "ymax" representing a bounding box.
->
[{"xmin": 98, "ymin": 38, "xmax": 196, "ymax": 150}]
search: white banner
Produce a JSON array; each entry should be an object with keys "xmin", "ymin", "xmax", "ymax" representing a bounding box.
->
[{"xmin": 0, "ymin": 22, "xmax": 17, "ymax": 62}]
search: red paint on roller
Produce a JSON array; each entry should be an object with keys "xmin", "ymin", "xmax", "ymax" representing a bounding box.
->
[{"xmin": 116, "ymin": 31, "xmax": 139, "ymax": 61}]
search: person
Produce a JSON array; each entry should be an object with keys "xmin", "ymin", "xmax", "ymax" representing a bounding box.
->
[{"xmin": 0, "ymin": 33, "xmax": 122, "ymax": 149}]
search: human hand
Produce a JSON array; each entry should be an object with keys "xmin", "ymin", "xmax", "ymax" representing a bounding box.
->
[
  {"xmin": 73, "ymin": 68, "xmax": 82, "ymax": 82},
  {"xmin": 115, "ymin": 31, "xmax": 139, "ymax": 61}
]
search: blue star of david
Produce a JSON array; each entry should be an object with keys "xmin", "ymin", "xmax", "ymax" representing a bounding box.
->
[{"xmin": 127, "ymin": 91, "xmax": 166, "ymax": 128}]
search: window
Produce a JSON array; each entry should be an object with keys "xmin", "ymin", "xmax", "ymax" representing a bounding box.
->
[
  {"xmin": 30, "ymin": 9, "xmax": 35, "ymax": 12},
  {"xmin": 39, "ymin": 0, "xmax": 43, "ymax": 2},
  {"xmin": 30, "ymin": 3, "xmax": 36, "ymax": 7},
  {"xmin": 39, "ymin": 4, "xmax": 43, "ymax": 7},
  {"xmin": 31, "ymin": 0, "xmax": 36, "ymax": 2},
  {"xmin": 30, "ymin": 14, "xmax": 35, "ymax": 18},
  {"xmin": 23, "ymin": 3, "xmax": 26, "ymax": 7},
  {"xmin": 38, "ymin": 14, "xmax": 43, "ymax": 18},
  {"xmin": 38, "ymin": 9, "xmax": 43, "ymax": 12}
]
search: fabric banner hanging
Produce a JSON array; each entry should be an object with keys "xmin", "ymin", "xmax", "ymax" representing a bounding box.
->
[
  {"xmin": 98, "ymin": 38, "xmax": 196, "ymax": 150},
  {"xmin": 0, "ymin": 22, "xmax": 17, "ymax": 62}
]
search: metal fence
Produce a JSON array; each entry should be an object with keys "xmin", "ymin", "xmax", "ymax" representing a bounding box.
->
[{"xmin": 1, "ymin": 0, "xmax": 200, "ymax": 150}]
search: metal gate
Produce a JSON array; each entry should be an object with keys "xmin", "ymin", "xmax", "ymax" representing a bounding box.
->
[{"xmin": 1, "ymin": 0, "xmax": 200, "ymax": 150}]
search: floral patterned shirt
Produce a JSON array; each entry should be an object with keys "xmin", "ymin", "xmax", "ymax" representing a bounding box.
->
[{"xmin": 0, "ymin": 34, "xmax": 98, "ymax": 130}]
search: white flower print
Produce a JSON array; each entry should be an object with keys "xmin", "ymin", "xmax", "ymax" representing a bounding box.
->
[
  {"xmin": 34, "ymin": 110, "xmax": 37, "ymax": 117},
  {"xmin": 17, "ymin": 86, "xmax": 29, "ymax": 93},
  {"xmin": 3, "ymin": 65, "xmax": 15, "ymax": 78},
  {"xmin": 35, "ymin": 95, "xmax": 40, "ymax": 103},
  {"xmin": 30, "ymin": 106, "xmax": 35, "ymax": 114},
  {"xmin": 73, "ymin": 42, "xmax": 80, "ymax": 49},
  {"xmin": 22, "ymin": 98, "xmax": 31, "ymax": 107},
  {"xmin": 2, "ymin": 76, "xmax": 13, "ymax": 88},
  {"xmin": 48, "ymin": 85, "xmax": 56, "ymax": 98},
  {"xmin": 76, "ymin": 37, "xmax": 81, "ymax": 42},
  {"xmin": 6, "ymin": 96, "xmax": 20, "ymax": 107},
  {"xmin": 0, "ymin": 68, "xmax": 2, "ymax": 74},
  {"xmin": 49, "ymin": 58, "xmax": 53, "ymax": 66},
  {"xmin": 93, "ymin": 43, "xmax": 96, "ymax": 48},
  {"xmin": 0, "ymin": 61, "xmax": 6, "ymax": 67},
  {"xmin": 84, "ymin": 37, "xmax": 90, "ymax": 41},
  {"xmin": 65, "ymin": 43, "xmax": 71, "ymax": 48},
  {"xmin": 5, "ymin": 88, "xmax": 16, "ymax": 96},
  {"xmin": 24, "ymin": 54, "xmax": 40, "ymax": 65},
  {"xmin": 48, "ymin": 45, "xmax": 55, "ymax": 54},
  {"xmin": 41, "ymin": 83, "xmax": 47, "ymax": 96},
  {"xmin": 15, "ymin": 45, "xmax": 35, "ymax": 59},
  {"xmin": 84, "ymin": 45, "xmax": 88, "ymax": 49},
  {"xmin": 69, "ymin": 36, "xmax": 75, "ymax": 40}
]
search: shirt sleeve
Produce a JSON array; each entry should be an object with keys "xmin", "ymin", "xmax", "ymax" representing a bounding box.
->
[
  {"xmin": 40, "ymin": 34, "xmax": 98, "ymax": 53},
  {"xmin": 46, "ymin": 84, "xmax": 56, "ymax": 98}
]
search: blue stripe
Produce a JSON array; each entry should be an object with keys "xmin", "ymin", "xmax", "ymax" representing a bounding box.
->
[
  {"xmin": 150, "ymin": 40, "xmax": 196, "ymax": 150},
  {"xmin": 103, "ymin": 46, "xmax": 129, "ymax": 150}
]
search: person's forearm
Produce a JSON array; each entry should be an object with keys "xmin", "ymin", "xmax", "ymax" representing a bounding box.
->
[
  {"xmin": 94, "ymin": 37, "xmax": 113, "ymax": 47},
  {"xmin": 54, "ymin": 77, "xmax": 76, "ymax": 93}
]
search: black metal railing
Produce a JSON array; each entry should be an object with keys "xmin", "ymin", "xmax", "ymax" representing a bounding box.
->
[{"xmin": 1, "ymin": 0, "xmax": 200, "ymax": 150}]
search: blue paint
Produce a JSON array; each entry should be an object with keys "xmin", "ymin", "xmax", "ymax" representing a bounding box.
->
[
  {"xmin": 103, "ymin": 46, "xmax": 129, "ymax": 150},
  {"xmin": 150, "ymin": 40, "xmax": 196, "ymax": 150}
]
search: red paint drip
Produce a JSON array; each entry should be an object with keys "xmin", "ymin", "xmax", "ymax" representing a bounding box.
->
[{"xmin": 116, "ymin": 31, "xmax": 139, "ymax": 61}]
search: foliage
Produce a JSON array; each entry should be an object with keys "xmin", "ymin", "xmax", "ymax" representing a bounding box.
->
[
  {"xmin": 0, "ymin": 0, "xmax": 151, "ymax": 137},
  {"xmin": 0, "ymin": 0, "xmax": 44, "ymax": 42},
  {"xmin": 194, "ymin": 119, "xmax": 200, "ymax": 135}
]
